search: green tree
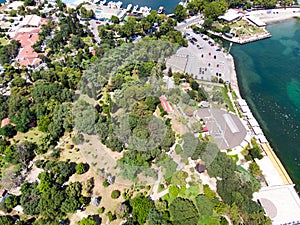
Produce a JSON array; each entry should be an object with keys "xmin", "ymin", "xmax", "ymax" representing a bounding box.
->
[
  {"xmin": 77, "ymin": 216, "xmax": 97, "ymax": 225},
  {"xmin": 174, "ymin": 4, "xmax": 187, "ymax": 22},
  {"xmin": 76, "ymin": 162, "xmax": 88, "ymax": 174},
  {"xmin": 61, "ymin": 196, "xmax": 81, "ymax": 213},
  {"xmin": 249, "ymin": 162, "xmax": 262, "ymax": 178},
  {"xmin": 0, "ymin": 216, "xmax": 14, "ymax": 225},
  {"xmin": 195, "ymin": 194, "xmax": 213, "ymax": 216},
  {"xmin": 38, "ymin": 186, "xmax": 65, "ymax": 219},
  {"xmin": 111, "ymin": 15, "xmax": 120, "ymax": 24},
  {"xmin": 111, "ymin": 190, "xmax": 121, "ymax": 199},
  {"xmin": 130, "ymin": 195, "xmax": 154, "ymax": 224},
  {"xmin": 73, "ymin": 100, "xmax": 98, "ymax": 135},
  {"xmin": 190, "ymin": 80, "xmax": 199, "ymax": 91},
  {"xmin": 4, "ymin": 195, "xmax": 19, "ymax": 211},
  {"xmin": 204, "ymin": 0, "xmax": 227, "ymax": 20},
  {"xmin": 169, "ymin": 197, "xmax": 199, "ymax": 225}
]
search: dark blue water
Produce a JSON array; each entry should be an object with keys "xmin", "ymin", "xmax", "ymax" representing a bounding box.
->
[
  {"xmin": 231, "ymin": 18, "xmax": 300, "ymax": 189},
  {"xmin": 120, "ymin": 0, "xmax": 181, "ymax": 14},
  {"xmin": 0, "ymin": 0, "xmax": 6, "ymax": 4}
]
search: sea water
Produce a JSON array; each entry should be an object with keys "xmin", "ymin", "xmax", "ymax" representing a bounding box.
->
[
  {"xmin": 231, "ymin": 18, "xmax": 300, "ymax": 189},
  {"xmin": 120, "ymin": 0, "xmax": 181, "ymax": 14}
]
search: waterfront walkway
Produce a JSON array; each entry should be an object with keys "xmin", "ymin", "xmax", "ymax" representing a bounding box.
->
[{"xmin": 261, "ymin": 143, "xmax": 293, "ymax": 185}]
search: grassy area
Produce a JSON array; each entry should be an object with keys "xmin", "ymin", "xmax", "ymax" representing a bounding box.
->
[
  {"xmin": 11, "ymin": 127, "xmax": 43, "ymax": 144},
  {"xmin": 0, "ymin": 38, "xmax": 8, "ymax": 46},
  {"xmin": 228, "ymin": 154, "xmax": 239, "ymax": 163},
  {"xmin": 221, "ymin": 87, "xmax": 235, "ymax": 112}
]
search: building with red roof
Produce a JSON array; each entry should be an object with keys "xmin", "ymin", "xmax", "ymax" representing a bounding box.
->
[
  {"xmin": 1, "ymin": 118, "xmax": 11, "ymax": 128},
  {"xmin": 159, "ymin": 95, "xmax": 173, "ymax": 113},
  {"xmin": 13, "ymin": 28, "xmax": 44, "ymax": 68}
]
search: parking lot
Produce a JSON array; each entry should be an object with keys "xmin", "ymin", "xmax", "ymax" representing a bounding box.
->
[{"xmin": 166, "ymin": 28, "xmax": 233, "ymax": 83}]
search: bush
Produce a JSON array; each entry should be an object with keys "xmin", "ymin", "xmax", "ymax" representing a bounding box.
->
[
  {"xmin": 75, "ymin": 162, "xmax": 88, "ymax": 174},
  {"xmin": 34, "ymin": 159, "xmax": 45, "ymax": 168},
  {"xmin": 98, "ymin": 207, "xmax": 105, "ymax": 214},
  {"xmin": 106, "ymin": 211, "xmax": 116, "ymax": 222},
  {"xmin": 175, "ymin": 144, "xmax": 182, "ymax": 154},
  {"xmin": 72, "ymin": 133, "xmax": 84, "ymax": 145},
  {"xmin": 103, "ymin": 180, "xmax": 110, "ymax": 187},
  {"xmin": 111, "ymin": 190, "xmax": 121, "ymax": 199}
]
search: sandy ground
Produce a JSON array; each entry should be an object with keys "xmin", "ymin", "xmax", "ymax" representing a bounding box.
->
[{"xmin": 248, "ymin": 8, "xmax": 300, "ymax": 24}]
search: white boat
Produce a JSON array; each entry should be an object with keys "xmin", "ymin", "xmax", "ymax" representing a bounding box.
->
[
  {"xmin": 115, "ymin": 1, "xmax": 122, "ymax": 9},
  {"xmin": 133, "ymin": 4, "xmax": 139, "ymax": 12},
  {"xmin": 126, "ymin": 3, "xmax": 132, "ymax": 11},
  {"xmin": 139, "ymin": 6, "xmax": 151, "ymax": 16},
  {"xmin": 158, "ymin": 6, "xmax": 164, "ymax": 14},
  {"xmin": 99, "ymin": 0, "xmax": 106, "ymax": 5}
]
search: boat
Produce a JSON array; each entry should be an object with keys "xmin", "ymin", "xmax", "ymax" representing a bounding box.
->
[
  {"xmin": 158, "ymin": 6, "xmax": 164, "ymax": 14},
  {"xmin": 133, "ymin": 4, "xmax": 138, "ymax": 12},
  {"xmin": 115, "ymin": 1, "xmax": 122, "ymax": 9},
  {"xmin": 126, "ymin": 3, "xmax": 132, "ymax": 11},
  {"xmin": 99, "ymin": 0, "xmax": 106, "ymax": 5}
]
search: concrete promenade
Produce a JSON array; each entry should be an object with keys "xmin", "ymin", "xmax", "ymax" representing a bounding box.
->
[{"xmin": 261, "ymin": 143, "xmax": 293, "ymax": 185}]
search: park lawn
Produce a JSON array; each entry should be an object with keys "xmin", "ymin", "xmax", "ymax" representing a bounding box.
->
[
  {"xmin": 221, "ymin": 87, "xmax": 235, "ymax": 112},
  {"xmin": 237, "ymin": 165, "xmax": 260, "ymax": 185},
  {"xmin": 11, "ymin": 127, "xmax": 43, "ymax": 144},
  {"xmin": 0, "ymin": 37, "xmax": 8, "ymax": 46}
]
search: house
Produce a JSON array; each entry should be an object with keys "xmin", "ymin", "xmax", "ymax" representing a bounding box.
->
[
  {"xmin": 159, "ymin": 95, "xmax": 173, "ymax": 113},
  {"xmin": 19, "ymin": 15, "xmax": 42, "ymax": 28},
  {"xmin": 1, "ymin": 118, "xmax": 11, "ymax": 128},
  {"xmin": 13, "ymin": 29, "xmax": 44, "ymax": 68},
  {"xmin": 218, "ymin": 9, "xmax": 241, "ymax": 23},
  {"xmin": 5, "ymin": 1, "xmax": 24, "ymax": 12},
  {"xmin": 195, "ymin": 163, "xmax": 206, "ymax": 173}
]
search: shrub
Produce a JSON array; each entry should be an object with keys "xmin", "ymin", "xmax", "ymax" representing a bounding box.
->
[
  {"xmin": 98, "ymin": 207, "xmax": 105, "ymax": 214},
  {"xmin": 75, "ymin": 162, "xmax": 88, "ymax": 174},
  {"xmin": 106, "ymin": 211, "xmax": 116, "ymax": 222},
  {"xmin": 111, "ymin": 190, "xmax": 121, "ymax": 199},
  {"xmin": 103, "ymin": 180, "xmax": 110, "ymax": 187}
]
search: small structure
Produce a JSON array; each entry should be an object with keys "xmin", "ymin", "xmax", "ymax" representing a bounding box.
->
[
  {"xmin": 5, "ymin": 1, "xmax": 24, "ymax": 12},
  {"xmin": 246, "ymin": 16, "xmax": 266, "ymax": 27},
  {"xmin": 202, "ymin": 126, "xmax": 208, "ymax": 133},
  {"xmin": 253, "ymin": 185, "xmax": 300, "ymax": 225},
  {"xmin": 20, "ymin": 15, "xmax": 42, "ymax": 28},
  {"xmin": 91, "ymin": 197, "xmax": 100, "ymax": 206},
  {"xmin": 200, "ymin": 101, "xmax": 210, "ymax": 108},
  {"xmin": 195, "ymin": 109, "xmax": 247, "ymax": 150},
  {"xmin": 1, "ymin": 118, "xmax": 12, "ymax": 128},
  {"xmin": 159, "ymin": 95, "xmax": 173, "ymax": 113},
  {"xmin": 219, "ymin": 9, "xmax": 241, "ymax": 23},
  {"xmin": 107, "ymin": 175, "xmax": 115, "ymax": 184},
  {"xmin": 195, "ymin": 163, "xmax": 206, "ymax": 173},
  {"xmin": 13, "ymin": 29, "xmax": 44, "ymax": 68}
]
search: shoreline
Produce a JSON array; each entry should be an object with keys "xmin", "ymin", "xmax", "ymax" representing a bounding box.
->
[
  {"xmin": 250, "ymin": 7, "xmax": 300, "ymax": 24},
  {"xmin": 227, "ymin": 15, "xmax": 297, "ymax": 189},
  {"xmin": 228, "ymin": 45, "xmax": 295, "ymax": 188}
]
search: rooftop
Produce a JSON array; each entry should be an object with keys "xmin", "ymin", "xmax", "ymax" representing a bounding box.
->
[
  {"xmin": 195, "ymin": 108, "xmax": 247, "ymax": 150},
  {"xmin": 219, "ymin": 9, "xmax": 241, "ymax": 22},
  {"xmin": 20, "ymin": 15, "xmax": 42, "ymax": 28},
  {"xmin": 253, "ymin": 185, "xmax": 300, "ymax": 225},
  {"xmin": 13, "ymin": 29, "xmax": 43, "ymax": 67}
]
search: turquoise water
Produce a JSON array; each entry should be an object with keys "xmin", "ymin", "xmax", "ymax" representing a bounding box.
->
[
  {"xmin": 231, "ymin": 18, "xmax": 300, "ymax": 189},
  {"xmin": 0, "ymin": 0, "xmax": 6, "ymax": 4}
]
